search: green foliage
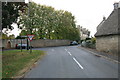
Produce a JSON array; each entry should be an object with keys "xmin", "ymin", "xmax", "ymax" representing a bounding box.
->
[
  {"xmin": 2, "ymin": 33, "xmax": 15, "ymax": 39},
  {"xmin": 91, "ymin": 37, "xmax": 96, "ymax": 44},
  {"xmin": 81, "ymin": 37, "xmax": 96, "ymax": 49},
  {"xmin": 15, "ymin": 36, "xmax": 26, "ymax": 39},
  {"xmin": 2, "ymin": 2, "xmax": 27, "ymax": 30},
  {"xmin": 15, "ymin": 36, "xmax": 21, "ymax": 39},
  {"xmin": 20, "ymin": 30, "xmax": 28, "ymax": 36},
  {"xmin": 8, "ymin": 34, "xmax": 15, "ymax": 39},
  {"xmin": 19, "ymin": 2, "xmax": 80, "ymax": 40},
  {"xmin": 2, "ymin": 33, "xmax": 8, "ymax": 39}
]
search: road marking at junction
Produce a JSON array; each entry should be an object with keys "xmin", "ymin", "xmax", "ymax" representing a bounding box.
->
[{"xmin": 73, "ymin": 57, "xmax": 84, "ymax": 69}]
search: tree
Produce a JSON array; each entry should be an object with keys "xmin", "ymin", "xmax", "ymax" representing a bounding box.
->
[
  {"xmin": 2, "ymin": 33, "xmax": 15, "ymax": 39},
  {"xmin": 9, "ymin": 34, "xmax": 15, "ymax": 39},
  {"xmin": 2, "ymin": 2, "xmax": 27, "ymax": 30},
  {"xmin": 19, "ymin": 30, "xmax": 28, "ymax": 36},
  {"xmin": 19, "ymin": 2, "xmax": 80, "ymax": 40},
  {"xmin": 2, "ymin": 33, "xmax": 9, "ymax": 39},
  {"xmin": 91, "ymin": 37, "xmax": 96, "ymax": 44}
]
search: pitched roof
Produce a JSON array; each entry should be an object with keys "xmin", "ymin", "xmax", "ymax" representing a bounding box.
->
[{"xmin": 95, "ymin": 8, "xmax": 120, "ymax": 37}]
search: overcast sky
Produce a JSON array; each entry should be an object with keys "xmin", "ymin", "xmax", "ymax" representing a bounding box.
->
[{"xmin": 10, "ymin": 0, "xmax": 119, "ymax": 37}]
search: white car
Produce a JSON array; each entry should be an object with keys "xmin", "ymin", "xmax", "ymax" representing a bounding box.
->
[
  {"xmin": 70, "ymin": 41, "xmax": 78, "ymax": 45},
  {"xmin": 16, "ymin": 44, "xmax": 33, "ymax": 49}
]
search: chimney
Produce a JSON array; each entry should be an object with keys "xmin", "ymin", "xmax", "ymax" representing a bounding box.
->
[
  {"xmin": 119, "ymin": 1, "xmax": 120, "ymax": 8},
  {"xmin": 113, "ymin": 2, "xmax": 119, "ymax": 9},
  {"xmin": 103, "ymin": 16, "xmax": 106, "ymax": 21}
]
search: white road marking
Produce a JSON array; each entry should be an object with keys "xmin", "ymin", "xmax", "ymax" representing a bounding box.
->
[
  {"xmin": 65, "ymin": 48, "xmax": 84, "ymax": 69},
  {"xmin": 73, "ymin": 57, "xmax": 84, "ymax": 69},
  {"xmin": 65, "ymin": 49, "xmax": 68, "ymax": 51},
  {"xmin": 65, "ymin": 49, "xmax": 72, "ymax": 56},
  {"xmin": 68, "ymin": 52, "xmax": 72, "ymax": 56}
]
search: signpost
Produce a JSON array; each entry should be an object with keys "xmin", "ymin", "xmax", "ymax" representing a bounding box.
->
[
  {"xmin": 27, "ymin": 35, "xmax": 34, "ymax": 41},
  {"xmin": 27, "ymin": 35, "xmax": 34, "ymax": 53}
]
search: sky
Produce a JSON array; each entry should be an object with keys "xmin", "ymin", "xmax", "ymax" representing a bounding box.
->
[{"xmin": 10, "ymin": 0, "xmax": 120, "ymax": 37}]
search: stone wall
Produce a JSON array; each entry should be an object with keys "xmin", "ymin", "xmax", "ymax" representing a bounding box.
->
[
  {"xmin": 96, "ymin": 35, "xmax": 119, "ymax": 55},
  {"xmin": 2, "ymin": 39, "xmax": 27, "ymax": 49},
  {"xmin": 2, "ymin": 39, "xmax": 71, "ymax": 49},
  {"xmin": 31, "ymin": 39, "xmax": 70, "ymax": 48}
]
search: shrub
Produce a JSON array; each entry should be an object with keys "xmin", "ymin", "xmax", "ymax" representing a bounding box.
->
[{"xmin": 81, "ymin": 38, "xmax": 96, "ymax": 49}]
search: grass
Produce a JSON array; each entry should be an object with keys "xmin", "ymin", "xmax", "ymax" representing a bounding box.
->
[
  {"xmin": 2, "ymin": 50, "xmax": 45, "ymax": 78},
  {"xmin": 0, "ymin": 52, "xmax": 2, "ymax": 79}
]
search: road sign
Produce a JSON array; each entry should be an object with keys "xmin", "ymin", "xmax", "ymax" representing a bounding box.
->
[{"xmin": 27, "ymin": 35, "xmax": 34, "ymax": 41}]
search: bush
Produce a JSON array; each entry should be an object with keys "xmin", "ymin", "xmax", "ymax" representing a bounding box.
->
[
  {"xmin": 81, "ymin": 38, "xmax": 96, "ymax": 49},
  {"xmin": 91, "ymin": 37, "xmax": 96, "ymax": 44}
]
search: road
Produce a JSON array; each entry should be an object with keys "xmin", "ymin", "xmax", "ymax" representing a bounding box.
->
[{"xmin": 24, "ymin": 45, "xmax": 118, "ymax": 78}]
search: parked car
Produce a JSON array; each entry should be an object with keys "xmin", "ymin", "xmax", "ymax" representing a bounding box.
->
[
  {"xmin": 16, "ymin": 44, "xmax": 33, "ymax": 49},
  {"xmin": 70, "ymin": 41, "xmax": 78, "ymax": 45}
]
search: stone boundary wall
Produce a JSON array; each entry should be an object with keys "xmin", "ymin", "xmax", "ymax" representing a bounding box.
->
[
  {"xmin": 1, "ymin": 39, "xmax": 71, "ymax": 49},
  {"xmin": 96, "ymin": 35, "xmax": 119, "ymax": 55}
]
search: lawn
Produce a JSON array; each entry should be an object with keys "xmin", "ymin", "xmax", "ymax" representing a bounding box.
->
[
  {"xmin": 2, "ymin": 50, "xmax": 45, "ymax": 78},
  {"xmin": 0, "ymin": 51, "xmax": 2, "ymax": 79}
]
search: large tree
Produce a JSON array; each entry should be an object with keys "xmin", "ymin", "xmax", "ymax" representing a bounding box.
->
[
  {"xmin": 2, "ymin": 2, "xmax": 27, "ymax": 30},
  {"xmin": 19, "ymin": 2, "xmax": 80, "ymax": 40}
]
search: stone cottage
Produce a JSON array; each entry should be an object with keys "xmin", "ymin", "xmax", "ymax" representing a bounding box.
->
[
  {"xmin": 77, "ymin": 25, "xmax": 90, "ymax": 40},
  {"xmin": 95, "ymin": 2, "xmax": 120, "ymax": 56}
]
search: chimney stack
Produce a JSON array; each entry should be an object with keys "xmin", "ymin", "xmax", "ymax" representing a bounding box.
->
[
  {"xmin": 119, "ymin": 1, "xmax": 120, "ymax": 8},
  {"xmin": 103, "ymin": 16, "xmax": 106, "ymax": 21},
  {"xmin": 113, "ymin": 2, "xmax": 119, "ymax": 9}
]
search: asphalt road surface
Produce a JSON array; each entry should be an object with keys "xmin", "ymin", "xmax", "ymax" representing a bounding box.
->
[{"xmin": 24, "ymin": 45, "xmax": 118, "ymax": 78}]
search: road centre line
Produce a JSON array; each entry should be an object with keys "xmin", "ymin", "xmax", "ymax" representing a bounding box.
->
[
  {"xmin": 65, "ymin": 48, "xmax": 84, "ymax": 69},
  {"xmin": 65, "ymin": 49, "xmax": 72, "ymax": 56},
  {"xmin": 73, "ymin": 57, "xmax": 84, "ymax": 69},
  {"xmin": 68, "ymin": 52, "xmax": 72, "ymax": 56},
  {"xmin": 65, "ymin": 48, "xmax": 67, "ymax": 51}
]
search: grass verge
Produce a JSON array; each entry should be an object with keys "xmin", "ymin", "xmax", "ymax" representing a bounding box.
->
[
  {"xmin": 2, "ymin": 50, "xmax": 45, "ymax": 78},
  {"xmin": 0, "ymin": 63, "xmax": 1, "ymax": 79}
]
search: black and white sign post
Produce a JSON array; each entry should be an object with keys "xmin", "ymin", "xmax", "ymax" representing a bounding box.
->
[{"xmin": 27, "ymin": 35, "xmax": 34, "ymax": 53}]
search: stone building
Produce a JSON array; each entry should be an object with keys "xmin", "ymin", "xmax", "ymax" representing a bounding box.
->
[
  {"xmin": 77, "ymin": 25, "xmax": 90, "ymax": 40},
  {"xmin": 95, "ymin": 2, "xmax": 120, "ymax": 55}
]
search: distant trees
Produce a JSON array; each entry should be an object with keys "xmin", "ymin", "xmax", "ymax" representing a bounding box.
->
[
  {"xmin": 1, "ymin": 33, "xmax": 15, "ymax": 39},
  {"xmin": 19, "ymin": 2, "xmax": 80, "ymax": 40}
]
